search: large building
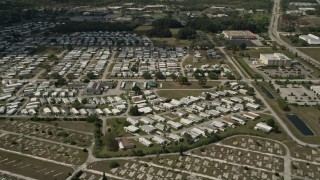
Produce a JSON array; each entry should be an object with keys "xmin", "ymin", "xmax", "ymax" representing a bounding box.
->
[
  {"xmin": 222, "ymin": 30, "xmax": 256, "ymax": 40},
  {"xmin": 299, "ymin": 34, "xmax": 320, "ymax": 45},
  {"xmin": 260, "ymin": 53, "xmax": 292, "ymax": 66}
]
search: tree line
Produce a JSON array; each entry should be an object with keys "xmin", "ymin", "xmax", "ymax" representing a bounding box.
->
[{"xmin": 52, "ymin": 21, "xmax": 139, "ymax": 33}]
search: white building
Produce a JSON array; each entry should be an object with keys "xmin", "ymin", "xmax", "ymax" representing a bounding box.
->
[
  {"xmin": 124, "ymin": 125, "xmax": 139, "ymax": 133},
  {"xmin": 260, "ymin": 53, "xmax": 292, "ymax": 66},
  {"xmin": 139, "ymin": 137, "xmax": 153, "ymax": 147},
  {"xmin": 254, "ymin": 122, "xmax": 272, "ymax": 132},
  {"xmin": 299, "ymin": 34, "xmax": 320, "ymax": 45}
]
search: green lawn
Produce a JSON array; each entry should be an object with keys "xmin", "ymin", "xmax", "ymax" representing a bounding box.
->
[
  {"xmin": 298, "ymin": 48, "xmax": 320, "ymax": 62},
  {"xmin": 134, "ymin": 25, "xmax": 153, "ymax": 33},
  {"xmin": 43, "ymin": 121, "xmax": 94, "ymax": 133},
  {"xmin": 152, "ymin": 37, "xmax": 192, "ymax": 47}
]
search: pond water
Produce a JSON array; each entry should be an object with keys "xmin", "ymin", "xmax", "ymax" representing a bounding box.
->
[
  {"xmin": 286, "ymin": 114, "xmax": 314, "ymax": 136},
  {"xmin": 261, "ymin": 86, "xmax": 274, "ymax": 99}
]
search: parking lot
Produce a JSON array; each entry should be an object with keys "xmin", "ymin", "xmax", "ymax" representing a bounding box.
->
[
  {"xmin": 0, "ymin": 150, "xmax": 73, "ymax": 180},
  {"xmin": 0, "ymin": 134, "xmax": 87, "ymax": 165},
  {"xmin": 0, "ymin": 120, "xmax": 92, "ymax": 147},
  {"xmin": 273, "ymin": 84, "xmax": 319, "ymax": 105}
]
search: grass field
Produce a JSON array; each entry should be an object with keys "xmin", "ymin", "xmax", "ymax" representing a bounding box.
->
[
  {"xmin": 303, "ymin": 16, "xmax": 320, "ymax": 27},
  {"xmin": 298, "ymin": 48, "xmax": 320, "ymax": 62},
  {"xmin": 152, "ymin": 38, "xmax": 192, "ymax": 47},
  {"xmin": 134, "ymin": 25, "xmax": 153, "ymax": 33},
  {"xmin": 43, "ymin": 121, "xmax": 94, "ymax": 133}
]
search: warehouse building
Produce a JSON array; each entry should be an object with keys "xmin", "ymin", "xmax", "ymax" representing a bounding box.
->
[
  {"xmin": 222, "ymin": 30, "xmax": 256, "ymax": 40},
  {"xmin": 299, "ymin": 34, "xmax": 320, "ymax": 45}
]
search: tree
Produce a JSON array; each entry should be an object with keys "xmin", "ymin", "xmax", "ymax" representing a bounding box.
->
[
  {"xmin": 155, "ymin": 71, "xmax": 165, "ymax": 80},
  {"xmin": 71, "ymin": 100, "xmax": 82, "ymax": 109},
  {"xmin": 54, "ymin": 77, "xmax": 67, "ymax": 87},
  {"xmin": 205, "ymin": 93, "xmax": 212, "ymax": 100},
  {"xmin": 146, "ymin": 27, "xmax": 172, "ymax": 38},
  {"xmin": 86, "ymin": 114, "xmax": 99, "ymax": 123},
  {"xmin": 179, "ymin": 144, "xmax": 185, "ymax": 156},
  {"xmin": 198, "ymin": 77, "xmax": 207, "ymax": 87},
  {"xmin": 277, "ymin": 99, "xmax": 290, "ymax": 111},
  {"xmin": 130, "ymin": 105, "xmax": 142, "ymax": 116},
  {"xmin": 266, "ymin": 119, "xmax": 275, "ymax": 127},
  {"xmin": 105, "ymin": 132, "xmax": 119, "ymax": 152},
  {"xmin": 239, "ymin": 43, "xmax": 247, "ymax": 50},
  {"xmin": 83, "ymin": 79, "xmax": 90, "ymax": 83},
  {"xmin": 102, "ymin": 172, "xmax": 108, "ymax": 180},
  {"xmin": 178, "ymin": 76, "xmax": 188, "ymax": 85},
  {"xmin": 142, "ymin": 72, "xmax": 152, "ymax": 79},
  {"xmin": 109, "ymin": 161, "xmax": 120, "ymax": 168},
  {"xmin": 81, "ymin": 98, "xmax": 88, "ymax": 104},
  {"xmin": 170, "ymin": 74, "xmax": 178, "ymax": 81},
  {"xmin": 86, "ymin": 72, "xmax": 95, "ymax": 79},
  {"xmin": 208, "ymin": 71, "xmax": 219, "ymax": 80},
  {"xmin": 132, "ymin": 86, "xmax": 142, "ymax": 95},
  {"xmin": 66, "ymin": 73, "xmax": 75, "ymax": 79},
  {"xmin": 176, "ymin": 28, "xmax": 197, "ymax": 40},
  {"xmin": 225, "ymin": 72, "xmax": 235, "ymax": 80}
]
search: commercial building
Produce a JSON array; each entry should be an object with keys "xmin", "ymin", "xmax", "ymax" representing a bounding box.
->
[
  {"xmin": 260, "ymin": 53, "xmax": 292, "ymax": 66},
  {"xmin": 299, "ymin": 34, "xmax": 320, "ymax": 45},
  {"xmin": 222, "ymin": 30, "xmax": 256, "ymax": 40}
]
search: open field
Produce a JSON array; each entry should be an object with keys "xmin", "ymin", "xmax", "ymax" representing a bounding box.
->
[
  {"xmin": 41, "ymin": 121, "xmax": 94, "ymax": 133},
  {"xmin": 0, "ymin": 150, "xmax": 73, "ymax": 180},
  {"xmin": 152, "ymin": 38, "xmax": 192, "ymax": 47},
  {"xmin": 134, "ymin": 25, "xmax": 153, "ymax": 33},
  {"xmin": 298, "ymin": 48, "xmax": 320, "ymax": 62},
  {"xmin": 303, "ymin": 16, "xmax": 320, "ymax": 27},
  {"xmin": 253, "ymin": 81, "xmax": 320, "ymax": 144}
]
